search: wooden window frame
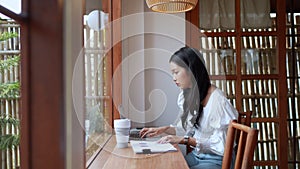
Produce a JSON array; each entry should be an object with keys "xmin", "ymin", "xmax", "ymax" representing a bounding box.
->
[
  {"xmin": 1, "ymin": 0, "xmax": 122, "ymax": 168},
  {"xmin": 84, "ymin": 0, "xmax": 122, "ymax": 167},
  {"xmin": 1, "ymin": 1, "xmax": 67, "ymax": 168}
]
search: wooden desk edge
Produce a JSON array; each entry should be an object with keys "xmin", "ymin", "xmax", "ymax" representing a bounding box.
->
[{"xmin": 88, "ymin": 136, "xmax": 189, "ymax": 169}]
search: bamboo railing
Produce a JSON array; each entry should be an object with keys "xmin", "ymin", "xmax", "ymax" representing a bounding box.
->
[{"xmin": 0, "ymin": 20, "xmax": 20, "ymax": 169}]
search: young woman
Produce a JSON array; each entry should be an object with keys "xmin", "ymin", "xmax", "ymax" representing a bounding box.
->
[{"xmin": 140, "ymin": 47, "xmax": 238, "ymax": 169}]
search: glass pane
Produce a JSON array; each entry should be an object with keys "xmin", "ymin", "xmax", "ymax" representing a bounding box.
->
[
  {"xmin": 241, "ymin": 36, "xmax": 277, "ymax": 75},
  {"xmin": 241, "ymin": 79, "xmax": 278, "ymax": 118},
  {"xmin": 286, "ymin": 13, "xmax": 300, "ymax": 168},
  {"xmin": 287, "ymin": 120, "xmax": 300, "ymax": 162},
  {"xmin": 199, "ymin": 0, "xmax": 235, "ymax": 32},
  {"xmin": 254, "ymin": 122, "xmax": 278, "ymax": 162},
  {"xmin": 200, "ymin": 36, "xmax": 236, "ymax": 75},
  {"xmin": 0, "ymin": 19, "xmax": 21, "ymax": 168},
  {"xmin": 286, "ymin": 48, "xmax": 300, "ymax": 78},
  {"xmin": 240, "ymin": 0, "xmax": 275, "ymax": 32},
  {"xmin": 84, "ymin": 0, "xmax": 112, "ymax": 162},
  {"xmin": 295, "ymin": 15, "xmax": 300, "ymax": 47},
  {"xmin": 0, "ymin": 0, "xmax": 22, "ymax": 19}
]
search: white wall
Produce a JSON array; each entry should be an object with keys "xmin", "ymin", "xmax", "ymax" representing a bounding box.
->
[{"xmin": 121, "ymin": 0, "xmax": 186, "ymax": 127}]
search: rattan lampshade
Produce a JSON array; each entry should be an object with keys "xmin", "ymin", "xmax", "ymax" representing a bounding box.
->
[{"xmin": 145, "ymin": 0, "xmax": 198, "ymax": 13}]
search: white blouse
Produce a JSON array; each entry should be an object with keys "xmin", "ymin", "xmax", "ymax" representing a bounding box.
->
[{"xmin": 172, "ymin": 88, "xmax": 238, "ymax": 156}]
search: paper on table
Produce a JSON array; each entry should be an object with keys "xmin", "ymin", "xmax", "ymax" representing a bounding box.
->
[{"xmin": 130, "ymin": 140, "xmax": 177, "ymax": 154}]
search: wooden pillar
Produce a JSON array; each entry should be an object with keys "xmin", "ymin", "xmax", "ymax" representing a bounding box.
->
[
  {"xmin": 276, "ymin": 0, "xmax": 288, "ymax": 168},
  {"xmin": 20, "ymin": 0, "xmax": 69, "ymax": 168}
]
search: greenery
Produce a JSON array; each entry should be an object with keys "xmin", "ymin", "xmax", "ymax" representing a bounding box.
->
[
  {"xmin": 0, "ymin": 82, "xmax": 20, "ymax": 99},
  {"xmin": 0, "ymin": 31, "xmax": 18, "ymax": 41},
  {"xmin": 0, "ymin": 115, "xmax": 20, "ymax": 150},
  {"xmin": 87, "ymin": 104, "xmax": 104, "ymax": 134},
  {"xmin": 0, "ymin": 115, "xmax": 20, "ymax": 126},
  {"xmin": 0, "ymin": 30, "xmax": 20, "ymax": 150},
  {"xmin": 0, "ymin": 134, "xmax": 20, "ymax": 150},
  {"xmin": 0, "ymin": 55, "xmax": 20, "ymax": 72}
]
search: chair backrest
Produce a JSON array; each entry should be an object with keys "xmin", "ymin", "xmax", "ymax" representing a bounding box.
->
[
  {"xmin": 222, "ymin": 120, "xmax": 259, "ymax": 169},
  {"xmin": 236, "ymin": 111, "xmax": 252, "ymax": 145},
  {"xmin": 237, "ymin": 111, "xmax": 252, "ymax": 127}
]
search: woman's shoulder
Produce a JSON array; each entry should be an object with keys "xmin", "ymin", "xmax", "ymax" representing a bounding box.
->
[
  {"xmin": 208, "ymin": 87, "xmax": 226, "ymax": 100},
  {"xmin": 207, "ymin": 87, "xmax": 237, "ymax": 112},
  {"xmin": 205, "ymin": 87, "xmax": 238, "ymax": 127},
  {"xmin": 212, "ymin": 86, "xmax": 224, "ymax": 95}
]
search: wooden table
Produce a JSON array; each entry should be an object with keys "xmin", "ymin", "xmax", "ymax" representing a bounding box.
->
[{"xmin": 88, "ymin": 136, "xmax": 189, "ymax": 169}]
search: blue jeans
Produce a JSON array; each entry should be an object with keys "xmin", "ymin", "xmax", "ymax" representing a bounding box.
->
[{"xmin": 184, "ymin": 150, "xmax": 236, "ymax": 169}]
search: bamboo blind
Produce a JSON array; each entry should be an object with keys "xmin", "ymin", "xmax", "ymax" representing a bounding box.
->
[{"xmin": 0, "ymin": 20, "xmax": 20, "ymax": 169}]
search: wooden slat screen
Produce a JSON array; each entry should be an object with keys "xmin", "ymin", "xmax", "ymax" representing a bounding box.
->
[
  {"xmin": 201, "ymin": 34, "xmax": 280, "ymax": 168},
  {"xmin": 191, "ymin": 1, "xmax": 287, "ymax": 168},
  {"xmin": 286, "ymin": 13, "xmax": 300, "ymax": 168}
]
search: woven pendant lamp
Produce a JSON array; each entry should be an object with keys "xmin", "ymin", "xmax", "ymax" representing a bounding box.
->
[{"xmin": 145, "ymin": 0, "xmax": 198, "ymax": 13}]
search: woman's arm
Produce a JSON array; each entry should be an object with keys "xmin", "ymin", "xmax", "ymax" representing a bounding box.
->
[
  {"xmin": 156, "ymin": 134, "xmax": 197, "ymax": 146},
  {"xmin": 183, "ymin": 136, "xmax": 197, "ymax": 147},
  {"xmin": 139, "ymin": 126, "xmax": 176, "ymax": 138}
]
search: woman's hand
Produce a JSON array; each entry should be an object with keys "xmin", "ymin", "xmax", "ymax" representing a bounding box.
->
[
  {"xmin": 139, "ymin": 126, "xmax": 169, "ymax": 138},
  {"xmin": 157, "ymin": 135, "xmax": 184, "ymax": 144}
]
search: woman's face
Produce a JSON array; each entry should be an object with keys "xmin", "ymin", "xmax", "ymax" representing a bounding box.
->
[{"xmin": 170, "ymin": 62, "xmax": 192, "ymax": 89}]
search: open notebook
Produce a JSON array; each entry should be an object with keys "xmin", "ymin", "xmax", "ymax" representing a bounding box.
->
[{"xmin": 130, "ymin": 140, "xmax": 177, "ymax": 154}]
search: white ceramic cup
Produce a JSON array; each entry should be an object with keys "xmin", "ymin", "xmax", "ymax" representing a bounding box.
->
[{"xmin": 114, "ymin": 119, "xmax": 131, "ymax": 148}]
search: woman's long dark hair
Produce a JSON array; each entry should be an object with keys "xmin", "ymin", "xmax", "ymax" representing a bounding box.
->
[{"xmin": 169, "ymin": 47, "xmax": 211, "ymax": 129}]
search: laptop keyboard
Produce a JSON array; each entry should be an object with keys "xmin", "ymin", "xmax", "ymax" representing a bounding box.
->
[
  {"xmin": 129, "ymin": 128, "xmax": 161, "ymax": 141},
  {"xmin": 129, "ymin": 128, "xmax": 145, "ymax": 140}
]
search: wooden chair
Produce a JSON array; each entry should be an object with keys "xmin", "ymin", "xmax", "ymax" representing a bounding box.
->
[
  {"xmin": 236, "ymin": 111, "xmax": 252, "ymax": 144},
  {"xmin": 222, "ymin": 120, "xmax": 259, "ymax": 169}
]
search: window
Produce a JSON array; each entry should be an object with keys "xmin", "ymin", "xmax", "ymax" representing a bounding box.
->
[
  {"xmin": 83, "ymin": 4, "xmax": 113, "ymax": 162},
  {"xmin": 0, "ymin": 15, "xmax": 21, "ymax": 169},
  {"xmin": 83, "ymin": 0, "xmax": 122, "ymax": 166}
]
